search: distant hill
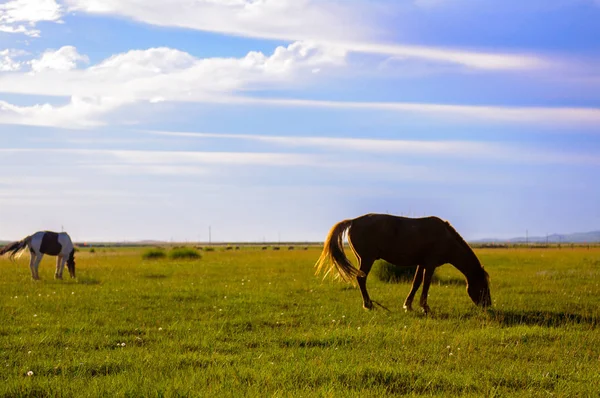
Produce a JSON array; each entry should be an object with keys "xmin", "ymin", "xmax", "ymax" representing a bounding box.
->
[{"xmin": 473, "ymin": 231, "xmax": 600, "ymax": 244}]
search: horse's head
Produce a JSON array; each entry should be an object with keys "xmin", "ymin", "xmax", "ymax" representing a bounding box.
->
[
  {"xmin": 67, "ymin": 249, "xmax": 76, "ymax": 278},
  {"xmin": 467, "ymin": 269, "xmax": 491, "ymax": 308}
]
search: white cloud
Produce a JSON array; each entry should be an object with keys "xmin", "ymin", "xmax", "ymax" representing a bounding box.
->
[
  {"xmin": 142, "ymin": 131, "xmax": 600, "ymax": 166},
  {"xmin": 333, "ymin": 41, "xmax": 546, "ymax": 70},
  {"xmin": 0, "ymin": 49, "xmax": 25, "ymax": 71},
  {"xmin": 30, "ymin": 46, "xmax": 89, "ymax": 72},
  {"xmin": 65, "ymin": 0, "xmax": 374, "ymax": 42},
  {"xmin": 106, "ymin": 150, "xmax": 321, "ymax": 168},
  {"xmin": 0, "ymin": 97, "xmax": 122, "ymax": 127},
  {"xmin": 146, "ymin": 131, "xmax": 494, "ymax": 157},
  {"xmin": 63, "ymin": 0, "xmax": 547, "ymax": 71},
  {"xmin": 0, "ymin": 42, "xmax": 346, "ymax": 127},
  {"xmin": 0, "ymin": 148, "xmax": 333, "ymax": 173},
  {"xmin": 221, "ymin": 97, "xmax": 600, "ymax": 127},
  {"xmin": 0, "ymin": 43, "xmax": 593, "ymax": 128},
  {"xmin": 0, "ymin": 0, "xmax": 63, "ymax": 37}
]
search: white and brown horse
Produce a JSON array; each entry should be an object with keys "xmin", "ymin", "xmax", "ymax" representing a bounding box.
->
[
  {"xmin": 315, "ymin": 213, "xmax": 491, "ymax": 313},
  {"xmin": 0, "ymin": 231, "xmax": 76, "ymax": 280}
]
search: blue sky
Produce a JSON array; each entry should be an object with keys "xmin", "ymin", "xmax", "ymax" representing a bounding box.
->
[{"xmin": 1, "ymin": 0, "xmax": 599, "ymax": 242}]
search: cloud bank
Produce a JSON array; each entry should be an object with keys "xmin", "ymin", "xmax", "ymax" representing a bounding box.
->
[
  {"xmin": 61, "ymin": 0, "xmax": 547, "ymax": 70},
  {"xmin": 0, "ymin": 42, "xmax": 346, "ymax": 127}
]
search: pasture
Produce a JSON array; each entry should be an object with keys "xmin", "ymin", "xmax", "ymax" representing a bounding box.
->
[{"xmin": 1, "ymin": 246, "xmax": 599, "ymax": 396}]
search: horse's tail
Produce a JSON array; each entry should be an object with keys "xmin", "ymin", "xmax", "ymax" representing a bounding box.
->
[
  {"xmin": 315, "ymin": 219, "xmax": 365, "ymax": 283},
  {"xmin": 0, "ymin": 236, "xmax": 31, "ymax": 261}
]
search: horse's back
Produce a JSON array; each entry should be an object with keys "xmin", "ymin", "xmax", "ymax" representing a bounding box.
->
[
  {"xmin": 31, "ymin": 231, "xmax": 72, "ymax": 256},
  {"xmin": 352, "ymin": 214, "xmax": 448, "ymax": 239},
  {"xmin": 348, "ymin": 214, "xmax": 452, "ymax": 265}
]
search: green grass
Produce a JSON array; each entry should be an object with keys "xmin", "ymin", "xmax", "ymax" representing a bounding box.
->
[{"xmin": 1, "ymin": 247, "xmax": 599, "ymax": 396}]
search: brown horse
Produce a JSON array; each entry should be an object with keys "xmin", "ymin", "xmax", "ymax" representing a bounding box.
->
[{"xmin": 315, "ymin": 213, "xmax": 491, "ymax": 313}]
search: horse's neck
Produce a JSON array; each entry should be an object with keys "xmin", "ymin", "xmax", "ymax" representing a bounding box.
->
[{"xmin": 448, "ymin": 240, "xmax": 482, "ymax": 280}]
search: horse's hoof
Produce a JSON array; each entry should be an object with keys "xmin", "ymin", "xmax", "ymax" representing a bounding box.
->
[
  {"xmin": 403, "ymin": 305, "xmax": 413, "ymax": 312},
  {"xmin": 363, "ymin": 302, "xmax": 374, "ymax": 310}
]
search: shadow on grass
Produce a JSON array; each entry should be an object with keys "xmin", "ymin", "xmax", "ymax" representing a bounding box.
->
[
  {"xmin": 490, "ymin": 309, "xmax": 598, "ymax": 328},
  {"xmin": 398, "ymin": 308, "xmax": 597, "ymax": 329},
  {"xmin": 280, "ymin": 336, "xmax": 353, "ymax": 349},
  {"xmin": 77, "ymin": 277, "xmax": 101, "ymax": 285},
  {"xmin": 144, "ymin": 273, "xmax": 169, "ymax": 279}
]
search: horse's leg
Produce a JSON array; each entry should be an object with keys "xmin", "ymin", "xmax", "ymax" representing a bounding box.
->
[
  {"xmin": 55, "ymin": 255, "xmax": 64, "ymax": 279},
  {"xmin": 28, "ymin": 252, "xmax": 37, "ymax": 280},
  {"xmin": 32, "ymin": 254, "xmax": 43, "ymax": 280},
  {"xmin": 357, "ymin": 258, "xmax": 375, "ymax": 310},
  {"xmin": 419, "ymin": 266, "xmax": 435, "ymax": 314},
  {"xmin": 403, "ymin": 265, "xmax": 424, "ymax": 311}
]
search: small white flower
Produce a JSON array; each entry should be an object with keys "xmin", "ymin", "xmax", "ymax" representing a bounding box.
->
[
  {"xmin": 27, "ymin": 351, "xmax": 31, "ymax": 354},
  {"xmin": 158, "ymin": 327, "xmax": 163, "ymax": 331},
  {"xmin": 26, "ymin": 371, "xmax": 33, "ymax": 376},
  {"xmin": 121, "ymin": 343, "xmax": 126, "ymax": 347},
  {"xmin": 33, "ymin": 314, "xmax": 37, "ymax": 317}
]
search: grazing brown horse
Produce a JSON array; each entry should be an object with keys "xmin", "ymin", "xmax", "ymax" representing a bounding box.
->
[{"xmin": 315, "ymin": 214, "xmax": 491, "ymax": 313}]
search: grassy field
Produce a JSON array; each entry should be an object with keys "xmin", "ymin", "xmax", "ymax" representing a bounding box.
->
[{"xmin": 1, "ymin": 246, "xmax": 599, "ymax": 397}]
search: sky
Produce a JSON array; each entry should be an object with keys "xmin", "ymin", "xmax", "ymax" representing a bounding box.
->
[{"xmin": 0, "ymin": 0, "xmax": 599, "ymax": 243}]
